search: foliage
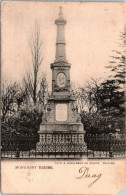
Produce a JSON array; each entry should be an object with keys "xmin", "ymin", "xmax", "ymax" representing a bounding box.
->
[
  {"xmin": 80, "ymin": 30, "xmax": 125, "ymax": 134},
  {"xmin": 1, "ymin": 81, "xmax": 27, "ymax": 122},
  {"xmin": 81, "ymin": 111, "xmax": 116, "ymax": 134},
  {"xmin": 98, "ymin": 31, "xmax": 125, "ymax": 133},
  {"xmin": 2, "ymin": 104, "xmax": 43, "ymax": 136},
  {"xmin": 70, "ymin": 79, "xmax": 101, "ymax": 113}
]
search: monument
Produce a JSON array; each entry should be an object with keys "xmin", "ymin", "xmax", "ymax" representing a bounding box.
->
[{"xmin": 36, "ymin": 7, "xmax": 85, "ymax": 156}]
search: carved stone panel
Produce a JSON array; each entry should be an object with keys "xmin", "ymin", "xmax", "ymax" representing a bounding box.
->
[
  {"xmin": 56, "ymin": 103, "xmax": 67, "ymax": 121},
  {"xmin": 46, "ymin": 101, "xmax": 55, "ymax": 122},
  {"xmin": 69, "ymin": 101, "xmax": 81, "ymax": 123}
]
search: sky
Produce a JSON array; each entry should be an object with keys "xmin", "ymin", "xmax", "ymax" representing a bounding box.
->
[{"xmin": 1, "ymin": 1, "xmax": 125, "ymax": 88}]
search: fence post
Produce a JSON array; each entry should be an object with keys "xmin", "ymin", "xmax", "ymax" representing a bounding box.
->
[
  {"xmin": 15, "ymin": 147, "xmax": 20, "ymax": 158},
  {"xmin": 109, "ymin": 133, "xmax": 113, "ymax": 158}
]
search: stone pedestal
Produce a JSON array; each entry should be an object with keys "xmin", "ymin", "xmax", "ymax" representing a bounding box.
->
[
  {"xmin": 36, "ymin": 95, "xmax": 86, "ymax": 156},
  {"xmin": 38, "ymin": 95, "xmax": 84, "ymax": 133}
]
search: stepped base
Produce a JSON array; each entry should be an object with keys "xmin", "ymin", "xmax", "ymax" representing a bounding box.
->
[
  {"xmin": 39, "ymin": 122, "xmax": 84, "ymax": 133},
  {"xmin": 36, "ymin": 125, "xmax": 87, "ymax": 157}
]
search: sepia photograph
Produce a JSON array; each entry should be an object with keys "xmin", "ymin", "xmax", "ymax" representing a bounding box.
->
[{"xmin": 1, "ymin": 1, "xmax": 126, "ymax": 194}]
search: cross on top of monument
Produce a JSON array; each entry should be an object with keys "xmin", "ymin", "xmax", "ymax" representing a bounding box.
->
[
  {"xmin": 59, "ymin": 6, "xmax": 63, "ymax": 18},
  {"xmin": 55, "ymin": 7, "xmax": 66, "ymax": 25}
]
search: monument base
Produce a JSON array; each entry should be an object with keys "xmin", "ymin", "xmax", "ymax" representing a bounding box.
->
[
  {"xmin": 36, "ymin": 122, "xmax": 87, "ymax": 157},
  {"xmin": 36, "ymin": 95, "xmax": 87, "ymax": 157},
  {"xmin": 39, "ymin": 122, "xmax": 84, "ymax": 132}
]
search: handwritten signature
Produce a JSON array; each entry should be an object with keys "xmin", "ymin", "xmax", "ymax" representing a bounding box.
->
[{"xmin": 76, "ymin": 167, "xmax": 102, "ymax": 188}]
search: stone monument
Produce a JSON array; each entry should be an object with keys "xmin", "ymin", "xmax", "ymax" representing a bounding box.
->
[{"xmin": 36, "ymin": 7, "xmax": 85, "ymax": 156}]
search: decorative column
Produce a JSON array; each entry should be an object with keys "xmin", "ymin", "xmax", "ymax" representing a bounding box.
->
[{"xmin": 55, "ymin": 7, "xmax": 67, "ymax": 62}]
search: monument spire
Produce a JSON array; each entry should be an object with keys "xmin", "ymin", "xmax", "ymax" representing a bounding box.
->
[{"xmin": 55, "ymin": 7, "xmax": 67, "ymax": 62}]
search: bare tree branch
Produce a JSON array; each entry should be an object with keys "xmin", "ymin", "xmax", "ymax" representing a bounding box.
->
[{"xmin": 24, "ymin": 21, "xmax": 43, "ymax": 105}]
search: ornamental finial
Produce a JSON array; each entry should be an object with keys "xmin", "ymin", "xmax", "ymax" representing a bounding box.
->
[{"xmin": 59, "ymin": 6, "xmax": 63, "ymax": 18}]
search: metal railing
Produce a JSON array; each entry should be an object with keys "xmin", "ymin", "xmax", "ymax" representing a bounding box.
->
[{"xmin": 1, "ymin": 132, "xmax": 126, "ymax": 159}]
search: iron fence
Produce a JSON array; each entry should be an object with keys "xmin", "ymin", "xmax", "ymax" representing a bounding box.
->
[{"xmin": 1, "ymin": 132, "xmax": 126, "ymax": 159}]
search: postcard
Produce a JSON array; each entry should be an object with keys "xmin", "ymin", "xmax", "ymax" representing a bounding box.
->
[{"xmin": 1, "ymin": 1, "xmax": 126, "ymax": 194}]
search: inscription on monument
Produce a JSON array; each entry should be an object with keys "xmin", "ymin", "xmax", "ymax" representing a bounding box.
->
[{"xmin": 56, "ymin": 104, "xmax": 67, "ymax": 121}]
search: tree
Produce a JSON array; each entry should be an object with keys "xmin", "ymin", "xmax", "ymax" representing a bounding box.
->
[
  {"xmin": 106, "ymin": 29, "xmax": 125, "ymax": 88},
  {"xmin": 6, "ymin": 104, "xmax": 43, "ymax": 135},
  {"xmin": 38, "ymin": 73, "xmax": 49, "ymax": 111},
  {"xmin": 70, "ymin": 78, "xmax": 101, "ymax": 113},
  {"xmin": 1, "ymin": 22, "xmax": 49, "ymax": 140},
  {"xmin": 23, "ymin": 21, "xmax": 43, "ymax": 105},
  {"xmin": 97, "ymin": 30, "xmax": 126, "ymax": 133},
  {"xmin": 1, "ymin": 81, "xmax": 26, "ymax": 122}
]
